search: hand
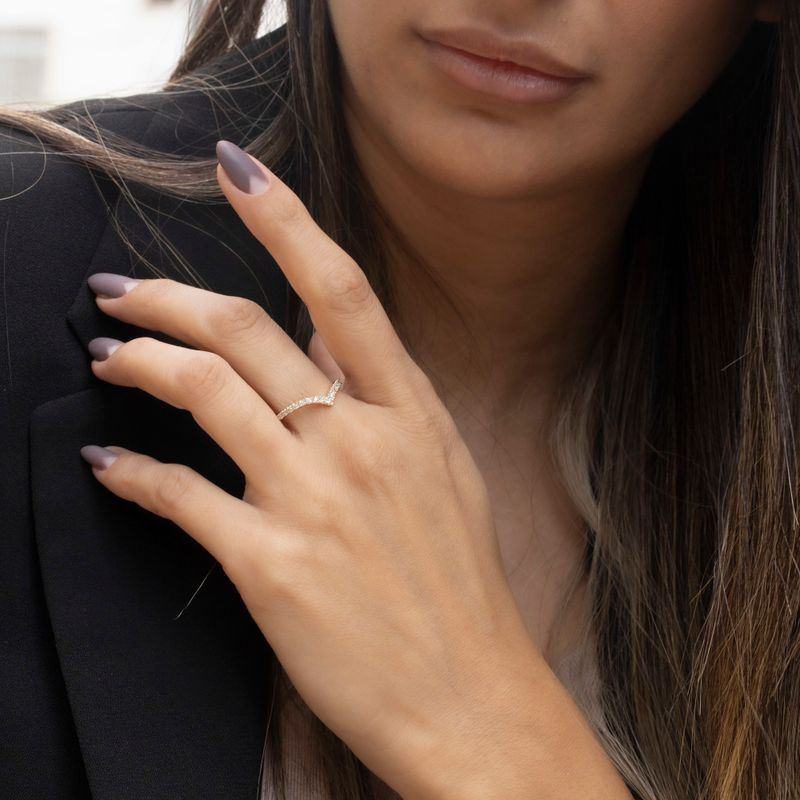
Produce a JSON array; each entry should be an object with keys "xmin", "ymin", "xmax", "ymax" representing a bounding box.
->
[{"xmin": 80, "ymin": 140, "xmax": 542, "ymax": 798}]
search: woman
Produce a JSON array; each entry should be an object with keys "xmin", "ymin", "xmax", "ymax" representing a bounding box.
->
[{"xmin": 0, "ymin": 0, "xmax": 795, "ymax": 798}]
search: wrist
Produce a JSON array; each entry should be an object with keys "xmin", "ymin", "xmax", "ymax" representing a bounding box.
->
[
  {"xmin": 390, "ymin": 631, "xmax": 549, "ymax": 800},
  {"xmin": 393, "ymin": 636, "xmax": 631, "ymax": 800}
]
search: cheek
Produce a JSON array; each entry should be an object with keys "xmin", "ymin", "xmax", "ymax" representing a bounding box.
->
[
  {"xmin": 594, "ymin": 1, "xmax": 754, "ymax": 155},
  {"xmin": 327, "ymin": 0, "xmax": 405, "ymax": 88}
]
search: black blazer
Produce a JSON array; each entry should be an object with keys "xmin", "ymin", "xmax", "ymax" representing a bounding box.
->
[{"xmin": 1, "ymin": 24, "xmax": 296, "ymax": 799}]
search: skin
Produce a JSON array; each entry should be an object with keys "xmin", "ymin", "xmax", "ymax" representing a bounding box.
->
[
  {"xmin": 326, "ymin": 0, "xmax": 783, "ymax": 660},
  {"xmin": 79, "ymin": 3, "xmax": 782, "ymax": 795}
]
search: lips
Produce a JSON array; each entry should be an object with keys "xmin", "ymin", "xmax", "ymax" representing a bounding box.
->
[
  {"xmin": 419, "ymin": 28, "xmax": 588, "ymax": 106},
  {"xmin": 418, "ymin": 25, "xmax": 588, "ymax": 81},
  {"xmin": 437, "ymin": 43, "xmax": 578, "ymax": 83}
]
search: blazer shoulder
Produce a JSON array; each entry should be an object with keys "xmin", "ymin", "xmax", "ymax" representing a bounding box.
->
[
  {"xmin": 0, "ymin": 88, "xmax": 204, "ymax": 252},
  {"xmin": 0, "ymin": 20, "xmax": 292, "ymax": 280},
  {"xmin": 0, "ymin": 117, "xmax": 121, "ymax": 301},
  {"xmin": 0, "ymin": 27, "xmax": 292, "ymax": 397}
]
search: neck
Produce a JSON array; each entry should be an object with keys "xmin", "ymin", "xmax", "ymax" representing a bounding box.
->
[{"xmin": 343, "ymin": 90, "xmax": 653, "ymax": 432}]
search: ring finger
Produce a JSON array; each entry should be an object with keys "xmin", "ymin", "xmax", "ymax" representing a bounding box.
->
[
  {"xmin": 87, "ymin": 334, "xmax": 306, "ymax": 481},
  {"xmin": 88, "ymin": 274, "xmax": 345, "ymax": 435}
]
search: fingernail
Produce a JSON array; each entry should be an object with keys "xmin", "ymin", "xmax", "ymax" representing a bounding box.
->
[
  {"xmin": 80, "ymin": 445, "xmax": 119, "ymax": 470},
  {"xmin": 216, "ymin": 140, "xmax": 271, "ymax": 194},
  {"xmin": 88, "ymin": 272, "xmax": 142, "ymax": 299},
  {"xmin": 88, "ymin": 337, "xmax": 124, "ymax": 361}
]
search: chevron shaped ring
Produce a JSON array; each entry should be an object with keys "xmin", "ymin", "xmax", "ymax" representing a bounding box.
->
[{"xmin": 276, "ymin": 377, "xmax": 345, "ymax": 421}]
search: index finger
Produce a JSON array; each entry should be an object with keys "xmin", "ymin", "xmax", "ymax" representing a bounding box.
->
[{"xmin": 215, "ymin": 139, "xmax": 424, "ymax": 409}]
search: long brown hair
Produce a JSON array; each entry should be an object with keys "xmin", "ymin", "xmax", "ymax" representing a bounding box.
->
[{"xmin": 2, "ymin": 2, "xmax": 798, "ymax": 798}]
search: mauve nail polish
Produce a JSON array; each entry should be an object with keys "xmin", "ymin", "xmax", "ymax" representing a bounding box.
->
[
  {"xmin": 80, "ymin": 445, "xmax": 119, "ymax": 470},
  {"xmin": 216, "ymin": 140, "xmax": 271, "ymax": 194},
  {"xmin": 88, "ymin": 272, "xmax": 142, "ymax": 298},
  {"xmin": 88, "ymin": 337, "xmax": 124, "ymax": 361}
]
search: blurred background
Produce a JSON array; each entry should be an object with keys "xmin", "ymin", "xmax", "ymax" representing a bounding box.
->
[{"xmin": 0, "ymin": 0, "xmax": 287, "ymax": 109}]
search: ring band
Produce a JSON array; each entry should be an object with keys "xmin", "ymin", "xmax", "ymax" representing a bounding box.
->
[{"xmin": 276, "ymin": 378, "xmax": 344, "ymax": 421}]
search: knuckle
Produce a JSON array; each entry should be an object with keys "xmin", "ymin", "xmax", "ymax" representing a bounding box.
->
[
  {"xmin": 318, "ymin": 258, "xmax": 372, "ymax": 317},
  {"xmin": 122, "ymin": 335, "xmax": 159, "ymax": 359},
  {"xmin": 144, "ymin": 277, "xmax": 175, "ymax": 304},
  {"xmin": 264, "ymin": 535, "xmax": 310, "ymax": 599},
  {"xmin": 379, "ymin": 360, "xmax": 443, "ymax": 413},
  {"xmin": 435, "ymin": 412, "xmax": 461, "ymax": 458},
  {"xmin": 205, "ymin": 295, "xmax": 266, "ymax": 342},
  {"xmin": 177, "ymin": 351, "xmax": 230, "ymax": 404},
  {"xmin": 402, "ymin": 412, "xmax": 438, "ymax": 444},
  {"xmin": 408, "ymin": 364, "xmax": 443, "ymax": 405},
  {"xmin": 270, "ymin": 191, "xmax": 310, "ymax": 230},
  {"xmin": 118, "ymin": 336, "xmax": 166, "ymax": 371},
  {"xmin": 406, "ymin": 410, "xmax": 438, "ymax": 440},
  {"xmin": 232, "ymin": 530, "xmax": 309, "ymax": 604},
  {"xmin": 348, "ymin": 425, "xmax": 400, "ymax": 477},
  {"xmin": 151, "ymin": 465, "xmax": 196, "ymax": 516},
  {"xmin": 400, "ymin": 405, "xmax": 460, "ymax": 459}
]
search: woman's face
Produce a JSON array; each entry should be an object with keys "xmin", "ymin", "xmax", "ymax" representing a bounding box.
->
[{"xmin": 326, "ymin": 1, "xmax": 780, "ymax": 200}]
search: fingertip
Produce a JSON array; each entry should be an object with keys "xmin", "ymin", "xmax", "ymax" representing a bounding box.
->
[
  {"xmin": 215, "ymin": 140, "xmax": 272, "ymax": 195},
  {"xmin": 80, "ymin": 444, "xmax": 120, "ymax": 470}
]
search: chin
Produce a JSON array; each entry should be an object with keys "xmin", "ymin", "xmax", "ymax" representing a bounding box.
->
[{"xmin": 394, "ymin": 125, "xmax": 570, "ymax": 200}]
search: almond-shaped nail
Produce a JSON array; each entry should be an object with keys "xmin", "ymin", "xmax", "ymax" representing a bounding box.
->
[
  {"xmin": 88, "ymin": 272, "xmax": 142, "ymax": 299},
  {"xmin": 216, "ymin": 140, "xmax": 271, "ymax": 194},
  {"xmin": 80, "ymin": 445, "xmax": 119, "ymax": 470},
  {"xmin": 88, "ymin": 337, "xmax": 124, "ymax": 361}
]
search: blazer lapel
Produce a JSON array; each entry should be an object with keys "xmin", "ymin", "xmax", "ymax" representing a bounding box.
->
[
  {"xmin": 30, "ymin": 385, "xmax": 274, "ymax": 799},
  {"xmin": 30, "ymin": 26, "xmax": 297, "ymax": 799}
]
